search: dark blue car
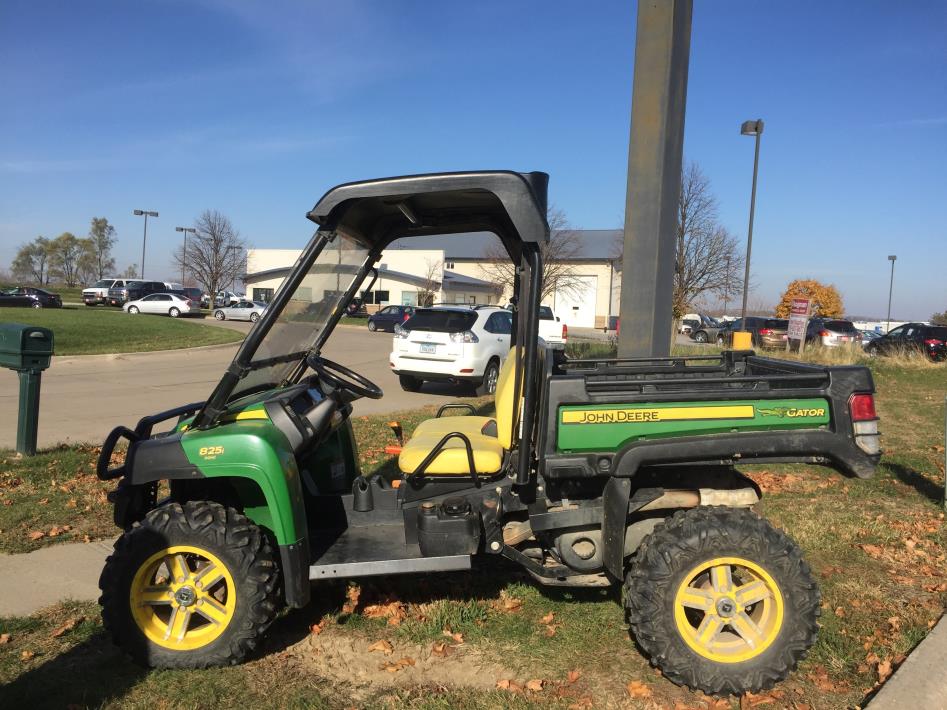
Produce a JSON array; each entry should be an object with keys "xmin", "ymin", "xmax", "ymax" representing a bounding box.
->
[{"xmin": 367, "ymin": 305, "xmax": 414, "ymax": 332}]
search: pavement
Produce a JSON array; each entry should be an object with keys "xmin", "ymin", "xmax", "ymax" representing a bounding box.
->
[
  {"xmin": 0, "ymin": 323, "xmax": 480, "ymax": 449},
  {"xmin": 867, "ymin": 614, "xmax": 947, "ymax": 709}
]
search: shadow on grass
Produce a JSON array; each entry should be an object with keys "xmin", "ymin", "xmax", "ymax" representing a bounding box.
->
[
  {"xmin": 262, "ymin": 556, "xmax": 622, "ymax": 656},
  {"xmin": 0, "ymin": 632, "xmax": 147, "ymax": 708},
  {"xmin": 886, "ymin": 462, "xmax": 945, "ymax": 503}
]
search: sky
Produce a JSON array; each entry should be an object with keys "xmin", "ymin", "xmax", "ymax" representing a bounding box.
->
[{"xmin": 1, "ymin": 0, "xmax": 944, "ymax": 320}]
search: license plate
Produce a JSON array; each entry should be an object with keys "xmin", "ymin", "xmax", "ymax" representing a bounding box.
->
[
  {"xmin": 420, "ymin": 343, "xmax": 436, "ymax": 354},
  {"xmin": 839, "ymin": 336, "xmax": 849, "ymax": 342}
]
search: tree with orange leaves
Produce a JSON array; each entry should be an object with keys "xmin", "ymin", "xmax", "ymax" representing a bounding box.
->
[{"xmin": 775, "ymin": 279, "xmax": 844, "ymax": 318}]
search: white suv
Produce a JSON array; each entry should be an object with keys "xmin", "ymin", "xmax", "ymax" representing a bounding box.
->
[{"xmin": 390, "ymin": 306, "xmax": 512, "ymax": 395}]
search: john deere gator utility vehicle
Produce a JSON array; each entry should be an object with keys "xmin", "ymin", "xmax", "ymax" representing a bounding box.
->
[{"xmin": 97, "ymin": 171, "xmax": 881, "ymax": 694}]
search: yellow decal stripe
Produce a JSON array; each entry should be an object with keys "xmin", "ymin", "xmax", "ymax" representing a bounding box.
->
[
  {"xmin": 561, "ymin": 405, "xmax": 755, "ymax": 425},
  {"xmin": 233, "ymin": 410, "xmax": 269, "ymax": 421}
]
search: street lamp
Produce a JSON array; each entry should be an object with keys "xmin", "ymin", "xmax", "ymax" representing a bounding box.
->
[
  {"xmin": 886, "ymin": 254, "xmax": 897, "ymax": 333},
  {"xmin": 229, "ymin": 245, "xmax": 242, "ymax": 292},
  {"xmin": 175, "ymin": 227, "xmax": 197, "ymax": 284},
  {"xmin": 133, "ymin": 209, "xmax": 158, "ymax": 278},
  {"xmin": 737, "ymin": 119, "xmax": 764, "ymax": 342}
]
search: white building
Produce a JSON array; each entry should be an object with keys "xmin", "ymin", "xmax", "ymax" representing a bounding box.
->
[{"xmin": 245, "ymin": 230, "xmax": 621, "ymax": 328}]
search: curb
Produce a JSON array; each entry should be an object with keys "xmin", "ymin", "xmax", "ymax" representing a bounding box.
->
[
  {"xmin": 51, "ymin": 338, "xmax": 241, "ymax": 363},
  {"xmin": 867, "ymin": 614, "xmax": 947, "ymax": 709}
]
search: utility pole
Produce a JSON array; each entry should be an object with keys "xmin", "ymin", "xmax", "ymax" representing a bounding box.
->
[
  {"xmin": 886, "ymin": 254, "xmax": 897, "ymax": 333},
  {"xmin": 723, "ymin": 255, "xmax": 731, "ymax": 315},
  {"xmin": 175, "ymin": 227, "xmax": 197, "ymax": 284},
  {"xmin": 618, "ymin": 0, "xmax": 693, "ymax": 358}
]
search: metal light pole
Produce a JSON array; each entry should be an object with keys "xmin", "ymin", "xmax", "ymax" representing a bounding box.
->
[
  {"xmin": 886, "ymin": 254, "xmax": 897, "ymax": 332},
  {"xmin": 735, "ymin": 119, "xmax": 763, "ymax": 349},
  {"xmin": 229, "ymin": 245, "xmax": 242, "ymax": 292},
  {"xmin": 175, "ymin": 227, "xmax": 197, "ymax": 284},
  {"xmin": 133, "ymin": 210, "xmax": 158, "ymax": 278},
  {"xmin": 723, "ymin": 255, "xmax": 731, "ymax": 315}
]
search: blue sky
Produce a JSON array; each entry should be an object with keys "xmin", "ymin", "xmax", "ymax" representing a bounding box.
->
[{"xmin": 1, "ymin": 0, "xmax": 944, "ymax": 319}]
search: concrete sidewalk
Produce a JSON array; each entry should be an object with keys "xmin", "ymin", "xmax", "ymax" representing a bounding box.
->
[
  {"xmin": 0, "ymin": 539, "xmax": 114, "ymax": 616},
  {"xmin": 867, "ymin": 614, "xmax": 947, "ymax": 709}
]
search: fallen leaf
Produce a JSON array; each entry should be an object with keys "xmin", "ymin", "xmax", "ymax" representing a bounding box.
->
[
  {"xmin": 525, "ymin": 679, "xmax": 544, "ymax": 692},
  {"xmin": 544, "ymin": 624, "xmax": 559, "ymax": 637},
  {"xmin": 442, "ymin": 628, "xmax": 464, "ymax": 644},
  {"xmin": 877, "ymin": 659, "xmax": 893, "ymax": 683},
  {"xmin": 496, "ymin": 590, "xmax": 523, "ymax": 613},
  {"xmin": 431, "ymin": 641, "xmax": 452, "ymax": 657},
  {"xmin": 888, "ymin": 616, "xmax": 902, "ymax": 632},
  {"xmin": 567, "ymin": 670, "xmax": 581, "ymax": 684},
  {"xmin": 65, "ymin": 499, "xmax": 77, "ymax": 509},
  {"xmin": 859, "ymin": 543, "xmax": 884, "ymax": 559},
  {"xmin": 310, "ymin": 618, "xmax": 327, "ymax": 636},
  {"xmin": 38, "ymin": 498, "xmax": 48, "ymax": 505},
  {"xmin": 341, "ymin": 583, "xmax": 361, "ymax": 614},
  {"xmin": 28, "ymin": 531, "xmax": 45, "ymax": 541},
  {"xmin": 834, "ymin": 606, "xmax": 845, "ymax": 618},
  {"xmin": 568, "ymin": 698, "xmax": 593, "ymax": 710},
  {"xmin": 380, "ymin": 656, "xmax": 415, "ymax": 673},
  {"xmin": 367, "ymin": 639, "xmax": 393, "ymax": 655},
  {"xmin": 540, "ymin": 612, "xmax": 555, "ymax": 624},
  {"xmin": 51, "ymin": 617, "xmax": 84, "ymax": 638},
  {"xmin": 0, "ymin": 633, "xmax": 10, "ymax": 644},
  {"xmin": 20, "ymin": 650, "xmax": 35, "ymax": 661},
  {"xmin": 626, "ymin": 680, "xmax": 652, "ymax": 698}
]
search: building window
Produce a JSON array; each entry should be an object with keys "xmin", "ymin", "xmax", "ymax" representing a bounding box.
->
[
  {"xmin": 252, "ymin": 288, "xmax": 275, "ymax": 303},
  {"xmin": 469, "ymin": 295, "xmax": 476, "ymax": 304},
  {"xmin": 361, "ymin": 290, "xmax": 391, "ymax": 305}
]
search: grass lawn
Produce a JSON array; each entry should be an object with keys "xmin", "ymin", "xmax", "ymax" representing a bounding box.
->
[
  {"xmin": 0, "ymin": 362, "xmax": 944, "ymax": 708},
  {"xmin": 0, "ymin": 306, "xmax": 243, "ymax": 355}
]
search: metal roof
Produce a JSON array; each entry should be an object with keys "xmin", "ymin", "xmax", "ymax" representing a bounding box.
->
[{"xmin": 388, "ymin": 229, "xmax": 620, "ymax": 261}]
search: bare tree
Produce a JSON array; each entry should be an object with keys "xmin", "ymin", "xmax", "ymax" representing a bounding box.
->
[
  {"xmin": 416, "ymin": 258, "xmax": 442, "ymax": 307},
  {"xmin": 478, "ymin": 207, "xmax": 586, "ymax": 303},
  {"xmin": 172, "ymin": 210, "xmax": 247, "ymax": 299},
  {"xmin": 672, "ymin": 162, "xmax": 743, "ymax": 317}
]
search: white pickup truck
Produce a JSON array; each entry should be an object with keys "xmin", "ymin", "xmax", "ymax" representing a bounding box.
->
[{"xmin": 538, "ymin": 305, "xmax": 567, "ymax": 346}]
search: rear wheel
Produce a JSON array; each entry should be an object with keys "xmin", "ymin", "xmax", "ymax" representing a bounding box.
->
[
  {"xmin": 214, "ymin": 310, "xmax": 225, "ymax": 320},
  {"xmin": 169, "ymin": 307, "xmax": 181, "ymax": 318},
  {"xmin": 99, "ymin": 501, "xmax": 279, "ymax": 669},
  {"xmin": 31, "ymin": 301, "xmax": 42, "ymax": 309},
  {"xmin": 693, "ymin": 331, "xmax": 708, "ymax": 343},
  {"xmin": 475, "ymin": 359, "xmax": 500, "ymax": 396},
  {"xmin": 128, "ymin": 306, "xmax": 140, "ymax": 315},
  {"xmin": 367, "ymin": 320, "xmax": 377, "ymax": 332},
  {"xmin": 625, "ymin": 507, "xmax": 819, "ymax": 696},
  {"xmin": 399, "ymin": 374, "xmax": 422, "ymax": 392}
]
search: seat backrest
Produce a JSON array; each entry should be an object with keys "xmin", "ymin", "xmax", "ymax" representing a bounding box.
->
[{"xmin": 494, "ymin": 349, "xmax": 522, "ymax": 450}]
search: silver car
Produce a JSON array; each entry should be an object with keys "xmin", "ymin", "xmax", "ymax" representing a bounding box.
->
[
  {"xmin": 123, "ymin": 293, "xmax": 198, "ymax": 318},
  {"xmin": 214, "ymin": 300, "xmax": 267, "ymax": 322}
]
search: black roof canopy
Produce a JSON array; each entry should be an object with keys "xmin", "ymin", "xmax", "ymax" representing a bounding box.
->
[{"xmin": 306, "ymin": 171, "xmax": 550, "ymax": 257}]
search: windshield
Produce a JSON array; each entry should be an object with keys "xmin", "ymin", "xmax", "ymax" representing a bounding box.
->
[
  {"xmin": 231, "ymin": 232, "xmax": 370, "ymax": 399},
  {"xmin": 404, "ymin": 308, "xmax": 477, "ymax": 333}
]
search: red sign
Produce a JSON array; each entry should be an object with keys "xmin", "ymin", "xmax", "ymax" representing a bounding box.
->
[{"xmin": 790, "ymin": 298, "xmax": 810, "ymax": 316}]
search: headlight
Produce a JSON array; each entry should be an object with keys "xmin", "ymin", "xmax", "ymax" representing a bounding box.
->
[{"xmin": 450, "ymin": 331, "xmax": 479, "ymax": 343}]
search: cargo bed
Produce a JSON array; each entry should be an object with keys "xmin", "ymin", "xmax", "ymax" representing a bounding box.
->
[{"xmin": 539, "ymin": 350, "xmax": 880, "ymax": 480}]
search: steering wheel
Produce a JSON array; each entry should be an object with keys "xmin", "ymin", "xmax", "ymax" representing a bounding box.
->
[{"xmin": 306, "ymin": 354, "xmax": 383, "ymax": 400}]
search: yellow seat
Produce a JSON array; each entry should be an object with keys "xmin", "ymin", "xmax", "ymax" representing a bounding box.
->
[
  {"xmin": 412, "ymin": 416, "xmax": 495, "ymax": 439},
  {"xmin": 399, "ymin": 350, "xmax": 521, "ymax": 477},
  {"xmin": 397, "ymin": 432, "xmax": 504, "ymax": 475}
]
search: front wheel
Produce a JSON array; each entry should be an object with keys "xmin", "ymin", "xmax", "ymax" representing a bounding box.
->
[
  {"xmin": 99, "ymin": 501, "xmax": 280, "ymax": 669},
  {"xmin": 625, "ymin": 507, "xmax": 820, "ymax": 696},
  {"xmin": 693, "ymin": 331, "xmax": 708, "ymax": 343},
  {"xmin": 367, "ymin": 321, "xmax": 377, "ymax": 332},
  {"xmin": 169, "ymin": 307, "xmax": 180, "ymax": 318},
  {"xmin": 249, "ymin": 313, "xmax": 260, "ymax": 323},
  {"xmin": 128, "ymin": 306, "xmax": 140, "ymax": 315},
  {"xmin": 31, "ymin": 301, "xmax": 42, "ymax": 309}
]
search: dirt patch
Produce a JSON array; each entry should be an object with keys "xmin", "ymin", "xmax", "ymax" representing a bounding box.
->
[{"xmin": 285, "ymin": 625, "xmax": 515, "ymax": 696}]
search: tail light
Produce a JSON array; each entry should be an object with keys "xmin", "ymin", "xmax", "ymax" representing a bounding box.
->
[
  {"xmin": 403, "ymin": 313, "xmax": 410, "ymax": 322},
  {"xmin": 923, "ymin": 339, "xmax": 944, "ymax": 347},
  {"xmin": 849, "ymin": 393, "xmax": 880, "ymax": 455},
  {"xmin": 819, "ymin": 330, "xmax": 830, "ymax": 337},
  {"xmin": 758, "ymin": 328, "xmax": 773, "ymax": 335},
  {"xmin": 450, "ymin": 330, "xmax": 479, "ymax": 343},
  {"xmin": 562, "ymin": 324, "xmax": 568, "ymax": 341}
]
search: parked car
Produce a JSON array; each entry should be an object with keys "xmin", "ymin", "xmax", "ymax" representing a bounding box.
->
[
  {"xmin": 368, "ymin": 305, "xmax": 415, "ymax": 332},
  {"xmin": 538, "ymin": 305, "xmax": 567, "ymax": 346},
  {"xmin": 123, "ymin": 293, "xmax": 199, "ymax": 318},
  {"xmin": 688, "ymin": 315, "xmax": 722, "ymax": 343},
  {"xmin": 712, "ymin": 317, "xmax": 787, "ymax": 348},
  {"xmin": 805, "ymin": 318, "xmax": 860, "ymax": 348},
  {"xmin": 214, "ymin": 300, "xmax": 268, "ymax": 322},
  {"xmin": 108, "ymin": 280, "xmax": 166, "ymax": 306},
  {"xmin": 213, "ymin": 291, "xmax": 245, "ymax": 307},
  {"xmin": 0, "ymin": 286, "xmax": 62, "ymax": 308},
  {"xmin": 174, "ymin": 287, "xmax": 204, "ymax": 305},
  {"xmin": 858, "ymin": 329, "xmax": 882, "ymax": 347},
  {"xmin": 390, "ymin": 305, "xmax": 512, "ymax": 394},
  {"xmin": 864, "ymin": 323, "xmax": 947, "ymax": 362},
  {"xmin": 83, "ymin": 278, "xmax": 127, "ymax": 305}
]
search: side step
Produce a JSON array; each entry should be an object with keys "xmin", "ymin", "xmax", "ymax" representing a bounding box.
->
[{"xmin": 308, "ymin": 524, "xmax": 471, "ymax": 580}]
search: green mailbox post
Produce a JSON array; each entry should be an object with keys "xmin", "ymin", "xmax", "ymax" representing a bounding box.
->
[{"xmin": 0, "ymin": 323, "xmax": 54, "ymax": 456}]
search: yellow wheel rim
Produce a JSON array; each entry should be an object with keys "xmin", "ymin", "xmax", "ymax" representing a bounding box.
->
[
  {"xmin": 130, "ymin": 545, "xmax": 237, "ymax": 651},
  {"xmin": 673, "ymin": 556, "xmax": 784, "ymax": 663}
]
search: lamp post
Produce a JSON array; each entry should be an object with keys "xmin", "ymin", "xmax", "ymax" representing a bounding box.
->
[
  {"xmin": 723, "ymin": 255, "xmax": 731, "ymax": 315},
  {"xmin": 736, "ymin": 119, "xmax": 763, "ymax": 348},
  {"xmin": 133, "ymin": 210, "xmax": 158, "ymax": 278},
  {"xmin": 886, "ymin": 254, "xmax": 897, "ymax": 333},
  {"xmin": 229, "ymin": 245, "xmax": 242, "ymax": 292},
  {"xmin": 175, "ymin": 227, "xmax": 197, "ymax": 284}
]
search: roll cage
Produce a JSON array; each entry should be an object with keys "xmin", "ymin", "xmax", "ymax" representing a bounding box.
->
[{"xmin": 194, "ymin": 170, "xmax": 550, "ymax": 486}]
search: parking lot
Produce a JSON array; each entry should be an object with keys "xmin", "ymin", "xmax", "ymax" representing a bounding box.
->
[{"xmin": 0, "ymin": 324, "xmax": 478, "ymax": 449}]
